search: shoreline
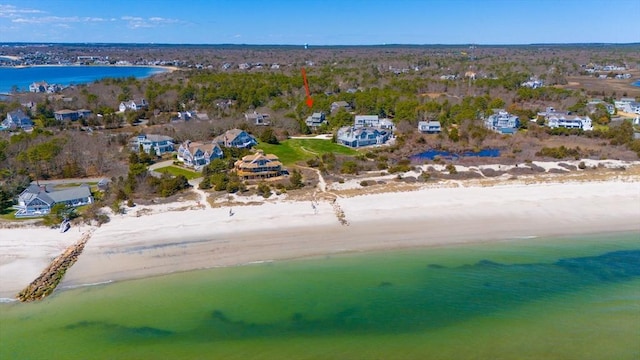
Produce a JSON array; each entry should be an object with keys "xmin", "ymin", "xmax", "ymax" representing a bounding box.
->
[{"xmin": 2, "ymin": 171, "xmax": 639, "ymax": 299}]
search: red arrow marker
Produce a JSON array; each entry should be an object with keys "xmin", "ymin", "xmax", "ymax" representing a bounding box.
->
[{"xmin": 301, "ymin": 68, "xmax": 313, "ymax": 108}]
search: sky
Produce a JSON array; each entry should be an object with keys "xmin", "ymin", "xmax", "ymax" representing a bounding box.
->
[{"xmin": 0, "ymin": 0, "xmax": 638, "ymax": 45}]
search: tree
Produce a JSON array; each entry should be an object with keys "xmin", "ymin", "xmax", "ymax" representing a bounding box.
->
[
  {"xmin": 259, "ymin": 128, "xmax": 279, "ymax": 144},
  {"xmin": 289, "ymin": 169, "xmax": 304, "ymax": 189}
]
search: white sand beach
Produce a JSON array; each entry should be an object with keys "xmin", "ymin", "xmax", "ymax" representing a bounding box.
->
[{"xmin": 1, "ymin": 170, "xmax": 639, "ymax": 299}]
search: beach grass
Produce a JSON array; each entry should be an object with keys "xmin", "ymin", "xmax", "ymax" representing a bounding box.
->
[
  {"xmin": 154, "ymin": 165, "xmax": 201, "ymax": 180},
  {"xmin": 256, "ymin": 138, "xmax": 358, "ymax": 165}
]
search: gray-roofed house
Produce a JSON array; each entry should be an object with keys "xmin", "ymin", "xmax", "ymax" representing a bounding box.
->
[
  {"xmin": 305, "ymin": 112, "xmax": 327, "ymax": 129},
  {"xmin": 331, "ymin": 101, "xmax": 351, "ymax": 113},
  {"xmin": 418, "ymin": 121, "xmax": 442, "ymax": 133},
  {"xmin": 245, "ymin": 111, "xmax": 271, "ymax": 126},
  {"xmin": 336, "ymin": 126, "xmax": 391, "ymax": 148},
  {"xmin": 15, "ymin": 184, "xmax": 93, "ymax": 217},
  {"xmin": 130, "ymin": 134, "xmax": 175, "ymax": 155},
  {"xmin": 2, "ymin": 109, "xmax": 33, "ymax": 131},
  {"xmin": 119, "ymin": 99, "xmax": 148, "ymax": 112},
  {"xmin": 177, "ymin": 140, "xmax": 224, "ymax": 170},
  {"xmin": 212, "ymin": 129, "xmax": 257, "ymax": 149},
  {"xmin": 54, "ymin": 109, "xmax": 80, "ymax": 121}
]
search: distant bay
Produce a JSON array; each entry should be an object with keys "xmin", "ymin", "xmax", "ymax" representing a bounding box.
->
[{"xmin": 0, "ymin": 65, "xmax": 168, "ymax": 93}]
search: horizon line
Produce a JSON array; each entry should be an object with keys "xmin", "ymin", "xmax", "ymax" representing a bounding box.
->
[{"xmin": 1, "ymin": 41, "xmax": 639, "ymax": 47}]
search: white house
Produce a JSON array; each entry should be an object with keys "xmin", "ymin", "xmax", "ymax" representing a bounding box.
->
[
  {"xmin": 354, "ymin": 115, "xmax": 395, "ymax": 130},
  {"xmin": 548, "ymin": 115, "xmax": 593, "ymax": 131},
  {"xmin": 418, "ymin": 121, "xmax": 442, "ymax": 133},
  {"xmin": 119, "ymin": 99, "xmax": 148, "ymax": 112},
  {"xmin": 177, "ymin": 140, "xmax": 224, "ymax": 170}
]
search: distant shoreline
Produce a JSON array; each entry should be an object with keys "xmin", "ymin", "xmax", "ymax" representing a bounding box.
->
[{"xmin": 2, "ymin": 64, "xmax": 179, "ymax": 72}]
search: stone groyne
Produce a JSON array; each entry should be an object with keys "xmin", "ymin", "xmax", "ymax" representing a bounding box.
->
[{"xmin": 17, "ymin": 231, "xmax": 92, "ymax": 302}]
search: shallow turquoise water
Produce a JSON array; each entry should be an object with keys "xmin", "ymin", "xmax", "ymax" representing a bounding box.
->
[{"xmin": 1, "ymin": 232, "xmax": 639, "ymax": 359}]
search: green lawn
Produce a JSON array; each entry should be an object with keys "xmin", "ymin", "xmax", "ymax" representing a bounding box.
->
[
  {"xmin": 256, "ymin": 138, "xmax": 358, "ymax": 165},
  {"xmin": 154, "ymin": 165, "xmax": 201, "ymax": 180}
]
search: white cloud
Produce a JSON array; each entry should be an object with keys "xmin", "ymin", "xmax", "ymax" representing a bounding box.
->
[
  {"xmin": 11, "ymin": 15, "xmax": 108, "ymax": 24},
  {"xmin": 121, "ymin": 15, "xmax": 182, "ymax": 29},
  {"xmin": 0, "ymin": 4, "xmax": 44, "ymax": 18}
]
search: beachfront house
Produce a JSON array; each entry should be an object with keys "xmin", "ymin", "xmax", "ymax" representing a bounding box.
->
[
  {"xmin": 305, "ymin": 112, "xmax": 327, "ymax": 129},
  {"xmin": 234, "ymin": 150, "xmax": 284, "ymax": 180},
  {"xmin": 354, "ymin": 115, "xmax": 395, "ymax": 130},
  {"xmin": 119, "ymin": 99, "xmax": 148, "ymax": 112},
  {"xmin": 485, "ymin": 110, "xmax": 520, "ymax": 134},
  {"xmin": 177, "ymin": 140, "xmax": 224, "ymax": 170},
  {"xmin": 213, "ymin": 129, "xmax": 257, "ymax": 149},
  {"xmin": 418, "ymin": 121, "xmax": 442, "ymax": 134},
  {"xmin": 548, "ymin": 115, "xmax": 593, "ymax": 131},
  {"xmin": 15, "ymin": 184, "xmax": 93, "ymax": 218},
  {"xmin": 130, "ymin": 134, "xmax": 175, "ymax": 156},
  {"xmin": 336, "ymin": 126, "xmax": 391, "ymax": 148},
  {"xmin": 29, "ymin": 81, "xmax": 48, "ymax": 93},
  {"xmin": 2, "ymin": 109, "xmax": 33, "ymax": 131},
  {"xmin": 245, "ymin": 111, "xmax": 271, "ymax": 126}
]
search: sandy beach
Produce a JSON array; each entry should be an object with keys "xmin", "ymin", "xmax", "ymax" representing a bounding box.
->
[{"xmin": 1, "ymin": 167, "xmax": 639, "ymax": 299}]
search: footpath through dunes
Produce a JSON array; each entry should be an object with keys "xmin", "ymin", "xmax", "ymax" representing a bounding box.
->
[{"xmin": 17, "ymin": 230, "xmax": 93, "ymax": 302}]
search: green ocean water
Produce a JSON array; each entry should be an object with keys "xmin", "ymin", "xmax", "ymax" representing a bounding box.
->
[{"xmin": 1, "ymin": 232, "xmax": 639, "ymax": 359}]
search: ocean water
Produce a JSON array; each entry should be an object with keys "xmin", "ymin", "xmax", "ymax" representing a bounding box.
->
[
  {"xmin": 1, "ymin": 232, "xmax": 639, "ymax": 359},
  {"xmin": 0, "ymin": 66, "xmax": 166, "ymax": 93}
]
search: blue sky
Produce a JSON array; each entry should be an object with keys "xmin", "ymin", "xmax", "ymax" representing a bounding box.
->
[{"xmin": 0, "ymin": 0, "xmax": 638, "ymax": 45}]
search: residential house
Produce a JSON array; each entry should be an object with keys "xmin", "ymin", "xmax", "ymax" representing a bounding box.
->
[
  {"xmin": 177, "ymin": 140, "xmax": 224, "ymax": 170},
  {"xmin": 54, "ymin": 109, "xmax": 80, "ymax": 121},
  {"xmin": 234, "ymin": 150, "xmax": 284, "ymax": 180},
  {"xmin": 2, "ymin": 109, "xmax": 33, "ymax": 131},
  {"xmin": 354, "ymin": 115, "xmax": 395, "ymax": 130},
  {"xmin": 586, "ymin": 101, "xmax": 615, "ymax": 115},
  {"xmin": 29, "ymin": 81, "xmax": 48, "ymax": 93},
  {"xmin": 330, "ymin": 101, "xmax": 352, "ymax": 114},
  {"xmin": 548, "ymin": 115, "xmax": 593, "ymax": 131},
  {"xmin": 336, "ymin": 126, "xmax": 391, "ymax": 148},
  {"xmin": 616, "ymin": 101, "xmax": 640, "ymax": 115},
  {"xmin": 119, "ymin": 99, "xmax": 148, "ymax": 112},
  {"xmin": 521, "ymin": 78, "xmax": 543, "ymax": 88},
  {"xmin": 213, "ymin": 129, "xmax": 258, "ymax": 149},
  {"xmin": 418, "ymin": 121, "xmax": 442, "ymax": 134},
  {"xmin": 614, "ymin": 98, "xmax": 635, "ymax": 111},
  {"xmin": 15, "ymin": 184, "xmax": 93, "ymax": 218},
  {"xmin": 130, "ymin": 134, "xmax": 175, "ymax": 155},
  {"xmin": 245, "ymin": 111, "xmax": 271, "ymax": 126},
  {"xmin": 485, "ymin": 110, "xmax": 520, "ymax": 134},
  {"xmin": 305, "ymin": 112, "xmax": 327, "ymax": 129},
  {"xmin": 537, "ymin": 106, "xmax": 568, "ymax": 118}
]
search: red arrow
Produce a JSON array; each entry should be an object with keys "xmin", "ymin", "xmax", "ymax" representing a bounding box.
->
[{"xmin": 301, "ymin": 68, "xmax": 313, "ymax": 108}]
